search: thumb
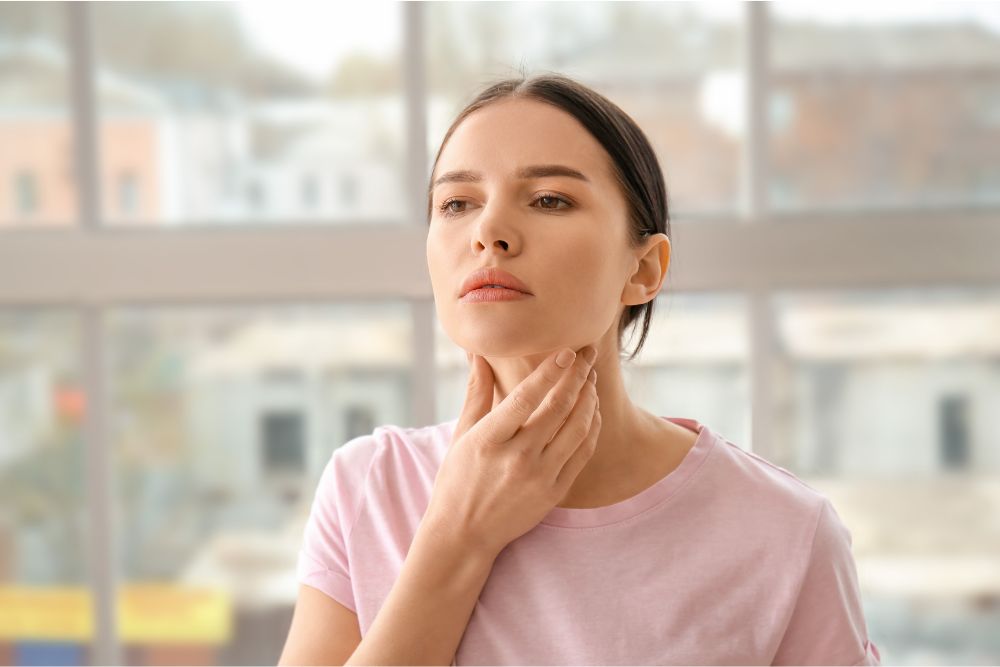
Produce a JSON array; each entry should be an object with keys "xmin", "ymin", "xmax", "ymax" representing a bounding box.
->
[{"xmin": 453, "ymin": 353, "xmax": 495, "ymax": 443}]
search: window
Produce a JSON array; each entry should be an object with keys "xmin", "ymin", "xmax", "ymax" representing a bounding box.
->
[
  {"xmin": 773, "ymin": 287, "xmax": 998, "ymax": 479},
  {"xmin": 0, "ymin": 308, "xmax": 89, "ymax": 651},
  {"xmin": 2, "ymin": 3, "xmax": 998, "ymax": 665},
  {"xmin": 91, "ymin": 1, "xmax": 406, "ymax": 226},
  {"xmin": 0, "ymin": 2, "xmax": 77, "ymax": 228},
  {"xmin": 939, "ymin": 393, "xmax": 971, "ymax": 470},
  {"xmin": 261, "ymin": 410, "xmax": 305, "ymax": 473},
  {"xmin": 770, "ymin": 2, "xmax": 1000, "ymax": 211}
]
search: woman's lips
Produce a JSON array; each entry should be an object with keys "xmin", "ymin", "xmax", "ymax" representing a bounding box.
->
[
  {"xmin": 459, "ymin": 267, "xmax": 532, "ymax": 297},
  {"xmin": 459, "ymin": 287, "xmax": 534, "ymax": 303}
]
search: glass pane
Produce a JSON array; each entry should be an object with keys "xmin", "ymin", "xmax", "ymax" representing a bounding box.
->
[
  {"xmin": 773, "ymin": 287, "xmax": 1000, "ymax": 664},
  {"xmin": 107, "ymin": 302, "xmax": 412, "ymax": 665},
  {"xmin": 770, "ymin": 3, "xmax": 1000, "ymax": 212},
  {"xmin": 0, "ymin": 309, "xmax": 92, "ymax": 663},
  {"xmin": 0, "ymin": 3, "xmax": 78, "ymax": 228},
  {"xmin": 93, "ymin": 2, "xmax": 405, "ymax": 226},
  {"xmin": 425, "ymin": 1, "xmax": 744, "ymax": 216},
  {"xmin": 435, "ymin": 292, "xmax": 750, "ymax": 447}
]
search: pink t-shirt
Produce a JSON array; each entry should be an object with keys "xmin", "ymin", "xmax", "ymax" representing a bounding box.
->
[{"xmin": 297, "ymin": 416, "xmax": 882, "ymax": 665}]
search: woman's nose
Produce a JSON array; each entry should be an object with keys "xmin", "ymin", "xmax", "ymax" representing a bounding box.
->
[{"xmin": 471, "ymin": 202, "xmax": 518, "ymax": 253}]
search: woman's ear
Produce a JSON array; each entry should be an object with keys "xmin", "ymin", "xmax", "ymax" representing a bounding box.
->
[{"xmin": 622, "ymin": 234, "xmax": 670, "ymax": 306}]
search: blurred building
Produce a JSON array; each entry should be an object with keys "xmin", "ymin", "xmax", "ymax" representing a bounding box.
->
[
  {"xmin": 5, "ymin": 21, "xmax": 1000, "ymax": 226},
  {"xmin": 0, "ymin": 39, "xmax": 404, "ymax": 226}
]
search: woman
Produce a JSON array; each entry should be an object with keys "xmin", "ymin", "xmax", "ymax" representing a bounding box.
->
[{"xmin": 280, "ymin": 73, "xmax": 881, "ymax": 666}]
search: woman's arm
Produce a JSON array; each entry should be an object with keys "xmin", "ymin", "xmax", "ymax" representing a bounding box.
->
[{"xmin": 345, "ymin": 519, "xmax": 500, "ymax": 666}]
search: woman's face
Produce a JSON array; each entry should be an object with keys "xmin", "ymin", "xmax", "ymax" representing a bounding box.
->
[{"xmin": 426, "ymin": 97, "xmax": 647, "ymax": 360}]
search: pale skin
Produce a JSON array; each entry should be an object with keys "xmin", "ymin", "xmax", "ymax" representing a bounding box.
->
[{"xmin": 426, "ymin": 97, "xmax": 699, "ymax": 509}]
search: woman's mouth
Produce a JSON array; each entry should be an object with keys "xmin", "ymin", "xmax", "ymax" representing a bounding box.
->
[{"xmin": 459, "ymin": 286, "xmax": 534, "ymax": 303}]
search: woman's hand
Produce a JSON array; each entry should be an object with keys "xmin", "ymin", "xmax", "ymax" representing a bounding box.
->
[{"xmin": 421, "ymin": 346, "xmax": 601, "ymax": 557}]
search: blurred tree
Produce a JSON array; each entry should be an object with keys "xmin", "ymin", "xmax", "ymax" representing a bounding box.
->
[
  {"xmin": 0, "ymin": 418, "xmax": 88, "ymax": 582},
  {"xmin": 91, "ymin": 2, "xmax": 313, "ymax": 99}
]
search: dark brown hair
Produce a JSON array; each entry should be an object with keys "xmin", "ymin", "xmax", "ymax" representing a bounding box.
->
[{"xmin": 426, "ymin": 71, "xmax": 671, "ymax": 363}]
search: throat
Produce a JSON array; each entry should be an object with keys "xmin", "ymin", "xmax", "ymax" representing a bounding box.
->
[{"xmin": 555, "ymin": 414, "xmax": 697, "ymax": 510}]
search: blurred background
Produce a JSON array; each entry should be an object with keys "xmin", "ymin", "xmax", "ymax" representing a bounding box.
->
[{"xmin": 1, "ymin": 1, "xmax": 999, "ymax": 664}]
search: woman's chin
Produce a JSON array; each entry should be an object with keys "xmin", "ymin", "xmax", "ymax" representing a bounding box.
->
[{"xmin": 463, "ymin": 346, "xmax": 564, "ymax": 363}]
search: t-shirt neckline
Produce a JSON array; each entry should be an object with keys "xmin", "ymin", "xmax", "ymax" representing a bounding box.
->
[{"xmin": 538, "ymin": 416, "xmax": 716, "ymax": 529}]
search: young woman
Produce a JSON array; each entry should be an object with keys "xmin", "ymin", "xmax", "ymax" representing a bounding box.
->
[{"xmin": 280, "ymin": 73, "xmax": 881, "ymax": 666}]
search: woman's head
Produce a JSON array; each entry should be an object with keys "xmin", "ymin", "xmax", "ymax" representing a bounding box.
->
[{"xmin": 425, "ymin": 72, "xmax": 671, "ymax": 364}]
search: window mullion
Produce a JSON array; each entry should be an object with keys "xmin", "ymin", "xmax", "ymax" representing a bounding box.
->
[
  {"xmin": 404, "ymin": 1, "xmax": 428, "ymax": 226},
  {"xmin": 68, "ymin": 2, "xmax": 120, "ymax": 666},
  {"xmin": 80, "ymin": 304, "xmax": 120, "ymax": 667},
  {"xmin": 404, "ymin": 2, "xmax": 437, "ymax": 427},
  {"xmin": 68, "ymin": 0, "xmax": 102, "ymax": 230},
  {"xmin": 742, "ymin": 0, "xmax": 770, "ymax": 223},
  {"xmin": 744, "ymin": 3, "xmax": 773, "ymax": 464}
]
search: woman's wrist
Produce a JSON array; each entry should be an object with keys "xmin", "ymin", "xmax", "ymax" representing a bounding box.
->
[{"xmin": 416, "ymin": 510, "xmax": 505, "ymax": 564}]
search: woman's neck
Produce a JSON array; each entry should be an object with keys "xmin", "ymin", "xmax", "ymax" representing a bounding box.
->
[{"xmin": 485, "ymin": 340, "xmax": 659, "ymax": 509}]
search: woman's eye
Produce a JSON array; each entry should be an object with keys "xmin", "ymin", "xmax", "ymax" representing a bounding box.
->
[
  {"xmin": 536, "ymin": 195, "xmax": 571, "ymax": 210},
  {"xmin": 443, "ymin": 200, "xmax": 466, "ymax": 215},
  {"xmin": 438, "ymin": 194, "xmax": 572, "ymax": 217}
]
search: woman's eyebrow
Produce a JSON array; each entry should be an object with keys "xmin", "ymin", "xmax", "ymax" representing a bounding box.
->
[{"xmin": 430, "ymin": 164, "xmax": 590, "ymax": 191}]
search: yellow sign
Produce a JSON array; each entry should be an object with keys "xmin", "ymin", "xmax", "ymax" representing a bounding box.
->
[{"xmin": 0, "ymin": 584, "xmax": 231, "ymax": 643}]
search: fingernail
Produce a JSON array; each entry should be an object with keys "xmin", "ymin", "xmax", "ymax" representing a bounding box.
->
[
  {"xmin": 555, "ymin": 348, "xmax": 576, "ymax": 368},
  {"xmin": 588, "ymin": 368, "xmax": 597, "ymax": 384},
  {"xmin": 582, "ymin": 346, "xmax": 597, "ymax": 364}
]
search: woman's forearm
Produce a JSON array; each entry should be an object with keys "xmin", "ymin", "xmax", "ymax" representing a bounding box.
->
[{"xmin": 345, "ymin": 520, "xmax": 499, "ymax": 666}]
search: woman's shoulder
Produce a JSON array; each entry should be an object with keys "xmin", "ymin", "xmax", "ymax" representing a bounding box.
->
[
  {"xmin": 332, "ymin": 418, "xmax": 454, "ymax": 457},
  {"xmin": 325, "ymin": 419, "xmax": 456, "ymax": 482},
  {"xmin": 373, "ymin": 418, "xmax": 457, "ymax": 441},
  {"xmin": 371, "ymin": 418, "xmax": 456, "ymax": 455},
  {"xmin": 706, "ymin": 428, "xmax": 831, "ymax": 516}
]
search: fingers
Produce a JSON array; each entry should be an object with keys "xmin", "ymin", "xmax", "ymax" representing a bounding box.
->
[
  {"xmin": 454, "ymin": 353, "xmax": 495, "ymax": 443},
  {"xmin": 476, "ymin": 347, "xmax": 584, "ymax": 445},
  {"xmin": 517, "ymin": 345, "xmax": 597, "ymax": 446},
  {"xmin": 552, "ymin": 389, "xmax": 602, "ymax": 492}
]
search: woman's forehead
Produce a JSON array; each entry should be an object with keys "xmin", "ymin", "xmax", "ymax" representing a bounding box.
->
[{"xmin": 434, "ymin": 99, "xmax": 612, "ymax": 186}]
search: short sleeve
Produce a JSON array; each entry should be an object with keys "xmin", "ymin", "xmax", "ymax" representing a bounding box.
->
[
  {"xmin": 295, "ymin": 433, "xmax": 380, "ymax": 614},
  {"xmin": 772, "ymin": 499, "xmax": 882, "ymax": 666}
]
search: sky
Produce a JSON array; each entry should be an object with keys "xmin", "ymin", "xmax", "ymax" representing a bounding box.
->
[{"xmin": 236, "ymin": 0, "xmax": 401, "ymax": 81}]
